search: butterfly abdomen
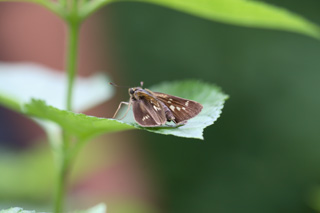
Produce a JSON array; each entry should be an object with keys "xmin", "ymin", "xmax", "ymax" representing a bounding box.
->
[{"xmin": 159, "ymin": 101, "xmax": 175, "ymax": 121}]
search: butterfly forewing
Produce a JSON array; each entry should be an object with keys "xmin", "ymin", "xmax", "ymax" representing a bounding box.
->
[
  {"xmin": 132, "ymin": 95, "xmax": 167, "ymax": 127},
  {"xmin": 153, "ymin": 92, "xmax": 203, "ymax": 123}
]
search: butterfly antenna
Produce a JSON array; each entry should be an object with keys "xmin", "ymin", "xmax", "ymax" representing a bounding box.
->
[{"xmin": 109, "ymin": 82, "xmax": 130, "ymax": 88}]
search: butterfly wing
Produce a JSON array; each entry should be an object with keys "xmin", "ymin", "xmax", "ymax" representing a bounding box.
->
[
  {"xmin": 153, "ymin": 92, "xmax": 203, "ymax": 124},
  {"xmin": 132, "ymin": 95, "xmax": 167, "ymax": 127}
]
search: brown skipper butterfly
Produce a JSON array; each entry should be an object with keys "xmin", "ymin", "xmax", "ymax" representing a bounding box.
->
[{"xmin": 111, "ymin": 82, "xmax": 203, "ymax": 127}]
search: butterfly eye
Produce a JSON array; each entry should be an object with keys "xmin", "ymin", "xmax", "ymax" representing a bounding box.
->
[{"xmin": 129, "ymin": 88, "xmax": 134, "ymax": 94}]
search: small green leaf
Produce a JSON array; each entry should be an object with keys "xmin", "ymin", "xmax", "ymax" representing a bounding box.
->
[
  {"xmin": 113, "ymin": 0, "xmax": 320, "ymax": 39},
  {"xmin": 122, "ymin": 80, "xmax": 228, "ymax": 140}
]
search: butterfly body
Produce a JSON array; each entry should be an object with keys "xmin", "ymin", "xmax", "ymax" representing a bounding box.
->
[{"xmin": 113, "ymin": 83, "xmax": 203, "ymax": 127}]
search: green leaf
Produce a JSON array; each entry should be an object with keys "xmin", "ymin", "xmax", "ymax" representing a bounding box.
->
[
  {"xmin": 122, "ymin": 80, "xmax": 228, "ymax": 140},
  {"xmin": 24, "ymin": 99, "xmax": 134, "ymax": 141},
  {"xmin": 111, "ymin": 0, "xmax": 320, "ymax": 39},
  {"xmin": 23, "ymin": 80, "xmax": 227, "ymax": 140},
  {"xmin": 0, "ymin": 62, "xmax": 114, "ymax": 113},
  {"xmin": 0, "ymin": 207, "xmax": 35, "ymax": 213},
  {"xmin": 0, "ymin": 62, "xmax": 115, "ymax": 146}
]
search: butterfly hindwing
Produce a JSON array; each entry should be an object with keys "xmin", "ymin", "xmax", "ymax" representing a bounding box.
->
[
  {"xmin": 153, "ymin": 92, "xmax": 203, "ymax": 123},
  {"xmin": 132, "ymin": 96, "xmax": 167, "ymax": 127}
]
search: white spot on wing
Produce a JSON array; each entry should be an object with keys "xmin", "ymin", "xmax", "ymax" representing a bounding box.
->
[
  {"xmin": 169, "ymin": 105, "xmax": 175, "ymax": 111},
  {"xmin": 185, "ymin": 101, "xmax": 189, "ymax": 106},
  {"xmin": 177, "ymin": 106, "xmax": 181, "ymax": 111},
  {"xmin": 182, "ymin": 107, "xmax": 186, "ymax": 110},
  {"xmin": 153, "ymin": 105, "xmax": 161, "ymax": 111},
  {"xmin": 168, "ymin": 101, "xmax": 171, "ymax": 103},
  {"xmin": 142, "ymin": 115, "xmax": 150, "ymax": 121}
]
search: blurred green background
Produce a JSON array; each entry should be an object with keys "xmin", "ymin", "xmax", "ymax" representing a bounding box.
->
[
  {"xmin": 101, "ymin": 0, "xmax": 320, "ymax": 212},
  {"xmin": 1, "ymin": 0, "xmax": 320, "ymax": 212}
]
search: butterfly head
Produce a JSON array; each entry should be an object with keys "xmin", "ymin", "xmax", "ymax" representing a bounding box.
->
[
  {"xmin": 129, "ymin": 82, "xmax": 144, "ymax": 94},
  {"xmin": 110, "ymin": 81, "xmax": 148, "ymax": 101},
  {"xmin": 129, "ymin": 87, "xmax": 143, "ymax": 100}
]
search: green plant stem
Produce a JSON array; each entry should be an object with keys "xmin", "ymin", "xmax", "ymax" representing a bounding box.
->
[
  {"xmin": 65, "ymin": 22, "xmax": 80, "ymax": 111},
  {"xmin": 54, "ymin": 143, "xmax": 69, "ymax": 213},
  {"xmin": 54, "ymin": 9, "xmax": 81, "ymax": 212},
  {"xmin": 54, "ymin": 134, "xmax": 84, "ymax": 213}
]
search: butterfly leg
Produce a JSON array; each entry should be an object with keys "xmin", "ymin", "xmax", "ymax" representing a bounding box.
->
[
  {"xmin": 118, "ymin": 100, "xmax": 132, "ymax": 120},
  {"xmin": 113, "ymin": 101, "xmax": 131, "ymax": 119}
]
